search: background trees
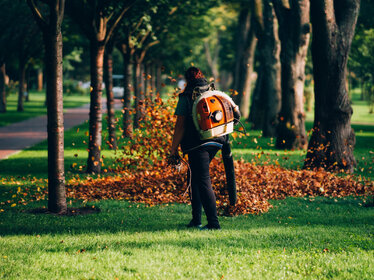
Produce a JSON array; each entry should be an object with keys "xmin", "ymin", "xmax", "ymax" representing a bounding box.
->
[
  {"xmin": 65, "ymin": 0, "xmax": 135, "ymax": 174},
  {"xmin": 0, "ymin": 0, "xmax": 371, "ymax": 180}
]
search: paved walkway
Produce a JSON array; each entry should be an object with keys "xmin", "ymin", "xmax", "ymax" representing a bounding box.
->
[{"xmin": 0, "ymin": 100, "xmax": 122, "ymax": 160}]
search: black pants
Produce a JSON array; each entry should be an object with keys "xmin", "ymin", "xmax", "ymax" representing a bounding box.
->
[{"xmin": 188, "ymin": 146, "xmax": 220, "ymax": 227}]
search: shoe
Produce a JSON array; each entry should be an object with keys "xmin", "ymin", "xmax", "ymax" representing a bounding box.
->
[
  {"xmin": 186, "ymin": 220, "xmax": 202, "ymax": 228},
  {"xmin": 200, "ymin": 224, "xmax": 221, "ymax": 231}
]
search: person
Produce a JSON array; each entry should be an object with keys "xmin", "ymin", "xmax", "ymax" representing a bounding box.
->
[{"xmin": 170, "ymin": 67, "xmax": 236, "ymax": 230}]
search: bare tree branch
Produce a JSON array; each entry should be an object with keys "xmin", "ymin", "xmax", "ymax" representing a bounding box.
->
[
  {"xmin": 26, "ymin": 0, "xmax": 47, "ymax": 30},
  {"xmin": 105, "ymin": 0, "xmax": 137, "ymax": 45},
  {"xmin": 139, "ymin": 40, "xmax": 159, "ymax": 62},
  {"xmin": 57, "ymin": 0, "xmax": 65, "ymax": 24}
]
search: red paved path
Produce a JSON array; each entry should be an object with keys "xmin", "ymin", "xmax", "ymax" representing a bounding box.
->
[{"xmin": 0, "ymin": 100, "xmax": 121, "ymax": 160}]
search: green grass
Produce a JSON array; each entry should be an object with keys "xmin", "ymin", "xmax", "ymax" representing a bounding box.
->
[
  {"xmin": 305, "ymin": 88, "xmax": 374, "ymax": 124},
  {"xmin": 0, "ymin": 89, "xmax": 373, "ymax": 279},
  {"xmin": 0, "ymin": 91, "xmax": 90, "ymax": 127},
  {"xmin": 0, "ymin": 197, "xmax": 373, "ymax": 279}
]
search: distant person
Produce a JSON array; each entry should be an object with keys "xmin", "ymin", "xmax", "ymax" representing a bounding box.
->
[{"xmin": 170, "ymin": 67, "xmax": 238, "ymax": 230}]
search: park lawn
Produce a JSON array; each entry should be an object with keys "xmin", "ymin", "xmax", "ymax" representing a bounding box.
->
[
  {"xmin": 0, "ymin": 195, "xmax": 373, "ymax": 279},
  {"xmin": 0, "ymin": 91, "xmax": 90, "ymax": 127},
  {"xmin": 0, "ymin": 96, "xmax": 373, "ymax": 279}
]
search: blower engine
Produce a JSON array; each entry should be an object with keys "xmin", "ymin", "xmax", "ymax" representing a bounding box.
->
[{"xmin": 192, "ymin": 88, "xmax": 240, "ymax": 140}]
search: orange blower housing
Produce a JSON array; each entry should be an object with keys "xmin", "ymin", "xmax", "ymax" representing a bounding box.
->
[{"xmin": 192, "ymin": 90, "xmax": 236, "ymax": 140}]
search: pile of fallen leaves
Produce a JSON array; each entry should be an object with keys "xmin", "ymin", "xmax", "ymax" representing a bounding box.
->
[
  {"xmin": 65, "ymin": 93, "xmax": 374, "ymax": 216},
  {"xmin": 67, "ymin": 158, "xmax": 373, "ymax": 216}
]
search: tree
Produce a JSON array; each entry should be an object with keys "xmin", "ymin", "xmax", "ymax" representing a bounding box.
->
[
  {"xmin": 273, "ymin": 0, "xmax": 310, "ymax": 150},
  {"xmin": 249, "ymin": 0, "xmax": 281, "ymax": 137},
  {"xmin": 304, "ymin": 0, "xmax": 360, "ymax": 172},
  {"xmin": 232, "ymin": 1, "xmax": 257, "ymax": 119},
  {"xmin": 103, "ymin": 37, "xmax": 117, "ymax": 149},
  {"xmin": 116, "ymin": 25, "xmax": 134, "ymax": 138},
  {"xmin": 116, "ymin": 9, "xmax": 151, "ymax": 137},
  {"xmin": 27, "ymin": 0, "xmax": 67, "ymax": 214},
  {"xmin": 66, "ymin": 0, "xmax": 135, "ymax": 173}
]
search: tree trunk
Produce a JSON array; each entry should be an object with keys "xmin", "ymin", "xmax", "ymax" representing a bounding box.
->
[
  {"xmin": 150, "ymin": 63, "xmax": 156, "ymax": 101},
  {"xmin": 87, "ymin": 40, "xmax": 105, "ymax": 173},
  {"xmin": 260, "ymin": 0, "xmax": 281, "ymax": 137},
  {"xmin": 248, "ymin": 68, "xmax": 264, "ymax": 129},
  {"xmin": 233, "ymin": 7, "xmax": 251, "ymax": 93},
  {"xmin": 121, "ymin": 50, "xmax": 133, "ymax": 138},
  {"xmin": 304, "ymin": 0, "xmax": 359, "ymax": 172},
  {"xmin": 134, "ymin": 60, "xmax": 144, "ymax": 129},
  {"xmin": 238, "ymin": 28, "xmax": 257, "ymax": 119},
  {"xmin": 37, "ymin": 68, "xmax": 43, "ymax": 91},
  {"xmin": 17, "ymin": 60, "xmax": 26, "ymax": 112},
  {"xmin": 233, "ymin": 6, "xmax": 257, "ymax": 119},
  {"xmin": 219, "ymin": 70, "xmax": 233, "ymax": 92},
  {"xmin": 144, "ymin": 63, "xmax": 149, "ymax": 101},
  {"xmin": 273, "ymin": 0, "xmax": 310, "ymax": 150},
  {"xmin": 43, "ymin": 9, "xmax": 67, "ymax": 215},
  {"xmin": 25, "ymin": 69, "xmax": 30, "ymax": 102},
  {"xmin": 0, "ymin": 62, "xmax": 6, "ymax": 113},
  {"xmin": 204, "ymin": 40, "xmax": 220, "ymax": 86},
  {"xmin": 156, "ymin": 61, "xmax": 162, "ymax": 95},
  {"xmin": 103, "ymin": 46, "xmax": 117, "ymax": 150}
]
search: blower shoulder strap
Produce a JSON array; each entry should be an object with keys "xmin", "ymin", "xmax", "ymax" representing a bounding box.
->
[{"xmin": 192, "ymin": 83, "xmax": 215, "ymax": 100}]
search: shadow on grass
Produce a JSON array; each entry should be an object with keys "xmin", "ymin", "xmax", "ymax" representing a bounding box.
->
[
  {"xmin": 0, "ymin": 197, "xmax": 373, "ymax": 239},
  {"xmin": 28, "ymin": 206, "xmax": 101, "ymax": 216}
]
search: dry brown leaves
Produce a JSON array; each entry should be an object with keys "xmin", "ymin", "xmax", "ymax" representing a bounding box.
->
[
  {"xmin": 67, "ymin": 157, "xmax": 373, "ymax": 216},
  {"xmin": 66, "ymin": 93, "xmax": 374, "ymax": 216}
]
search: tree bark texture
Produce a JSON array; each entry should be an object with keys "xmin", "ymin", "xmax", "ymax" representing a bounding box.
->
[
  {"xmin": 27, "ymin": 0, "xmax": 67, "ymax": 214},
  {"xmin": 233, "ymin": 6, "xmax": 257, "ymax": 119},
  {"xmin": 87, "ymin": 40, "xmax": 105, "ymax": 173},
  {"xmin": 104, "ymin": 45, "xmax": 117, "ymax": 150},
  {"xmin": 44, "ymin": 25, "xmax": 66, "ymax": 214},
  {"xmin": 0, "ymin": 62, "xmax": 6, "ymax": 113},
  {"xmin": 17, "ymin": 61, "xmax": 26, "ymax": 112},
  {"xmin": 273, "ymin": 0, "xmax": 310, "ymax": 150},
  {"xmin": 304, "ymin": 0, "xmax": 359, "ymax": 172},
  {"xmin": 259, "ymin": 1, "xmax": 281, "ymax": 137}
]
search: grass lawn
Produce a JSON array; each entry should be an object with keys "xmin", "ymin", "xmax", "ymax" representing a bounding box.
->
[
  {"xmin": 0, "ymin": 91, "xmax": 90, "ymax": 127},
  {"xmin": 0, "ymin": 90, "xmax": 373, "ymax": 279}
]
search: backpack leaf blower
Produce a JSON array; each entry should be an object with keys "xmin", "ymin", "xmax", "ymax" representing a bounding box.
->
[{"xmin": 192, "ymin": 86, "xmax": 241, "ymax": 140}]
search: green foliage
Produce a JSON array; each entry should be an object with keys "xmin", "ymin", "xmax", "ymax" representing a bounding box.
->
[
  {"xmin": 0, "ymin": 0, "xmax": 43, "ymax": 79},
  {"xmin": 349, "ymin": 0, "xmax": 374, "ymax": 110},
  {"xmin": 63, "ymin": 79, "xmax": 88, "ymax": 95}
]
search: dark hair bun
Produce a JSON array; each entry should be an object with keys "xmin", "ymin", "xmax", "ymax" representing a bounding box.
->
[{"xmin": 185, "ymin": 67, "xmax": 205, "ymax": 83}]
